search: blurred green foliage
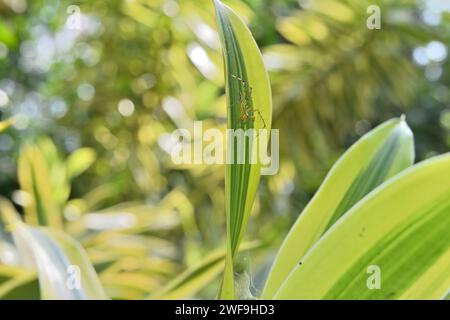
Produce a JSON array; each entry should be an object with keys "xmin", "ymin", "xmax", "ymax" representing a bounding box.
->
[{"xmin": 0, "ymin": 0, "xmax": 449, "ymax": 298}]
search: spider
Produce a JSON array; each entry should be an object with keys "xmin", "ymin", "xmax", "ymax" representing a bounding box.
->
[{"xmin": 232, "ymin": 75, "xmax": 267, "ymax": 130}]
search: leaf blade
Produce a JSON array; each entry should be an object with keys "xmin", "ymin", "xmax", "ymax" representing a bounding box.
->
[
  {"xmin": 214, "ymin": 0, "xmax": 272, "ymax": 299},
  {"xmin": 66, "ymin": 148, "xmax": 96, "ymax": 179},
  {"xmin": 262, "ymin": 119, "xmax": 414, "ymax": 299},
  {"xmin": 274, "ymin": 154, "xmax": 450, "ymax": 299},
  {"xmin": 262, "ymin": 118, "xmax": 414, "ymax": 298},
  {"xmin": 11, "ymin": 222, "xmax": 108, "ymax": 300},
  {"xmin": 17, "ymin": 144, "xmax": 63, "ymax": 228}
]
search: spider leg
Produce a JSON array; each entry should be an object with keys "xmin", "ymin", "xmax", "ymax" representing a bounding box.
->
[
  {"xmin": 232, "ymin": 75, "xmax": 246, "ymax": 90},
  {"xmin": 238, "ymin": 90, "xmax": 244, "ymax": 105},
  {"xmin": 232, "ymin": 75, "xmax": 251, "ymax": 92},
  {"xmin": 236, "ymin": 89, "xmax": 245, "ymax": 111},
  {"xmin": 232, "ymin": 74, "xmax": 245, "ymax": 84},
  {"xmin": 252, "ymin": 109, "xmax": 267, "ymax": 129}
]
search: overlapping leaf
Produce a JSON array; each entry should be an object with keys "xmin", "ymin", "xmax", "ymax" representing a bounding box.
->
[
  {"xmin": 0, "ymin": 202, "xmax": 107, "ymax": 300},
  {"xmin": 263, "ymin": 118, "xmax": 414, "ymax": 298},
  {"xmin": 17, "ymin": 143, "xmax": 62, "ymax": 228},
  {"xmin": 11, "ymin": 223, "xmax": 108, "ymax": 300},
  {"xmin": 274, "ymin": 154, "xmax": 450, "ymax": 299}
]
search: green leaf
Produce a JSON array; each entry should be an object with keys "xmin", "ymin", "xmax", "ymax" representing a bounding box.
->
[
  {"xmin": 0, "ymin": 197, "xmax": 22, "ymax": 265},
  {"xmin": 274, "ymin": 153, "xmax": 450, "ymax": 299},
  {"xmin": 213, "ymin": 0, "xmax": 272, "ymax": 299},
  {"xmin": 66, "ymin": 148, "xmax": 96, "ymax": 179},
  {"xmin": 263, "ymin": 117, "xmax": 414, "ymax": 298},
  {"xmin": 0, "ymin": 265, "xmax": 28, "ymax": 285},
  {"xmin": 0, "ymin": 257, "xmax": 38, "ymax": 300},
  {"xmin": 0, "ymin": 272, "xmax": 40, "ymax": 300},
  {"xmin": 36, "ymin": 137, "xmax": 71, "ymax": 207},
  {"xmin": 18, "ymin": 143, "xmax": 63, "ymax": 228},
  {"xmin": 11, "ymin": 221, "xmax": 108, "ymax": 300}
]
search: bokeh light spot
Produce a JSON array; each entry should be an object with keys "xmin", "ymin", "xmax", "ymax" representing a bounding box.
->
[
  {"xmin": 77, "ymin": 83, "xmax": 95, "ymax": 101},
  {"xmin": 118, "ymin": 99, "xmax": 135, "ymax": 117}
]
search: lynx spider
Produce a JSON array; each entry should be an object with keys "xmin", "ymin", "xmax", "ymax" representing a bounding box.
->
[{"xmin": 232, "ymin": 75, "xmax": 267, "ymax": 130}]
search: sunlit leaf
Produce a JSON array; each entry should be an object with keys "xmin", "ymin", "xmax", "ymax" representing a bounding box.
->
[
  {"xmin": 66, "ymin": 148, "xmax": 97, "ymax": 179},
  {"xmin": 17, "ymin": 144, "xmax": 63, "ymax": 228},
  {"xmin": 0, "ymin": 272, "xmax": 40, "ymax": 300},
  {"xmin": 263, "ymin": 117, "xmax": 414, "ymax": 298},
  {"xmin": 5, "ymin": 211, "xmax": 108, "ymax": 300},
  {"xmin": 275, "ymin": 154, "xmax": 450, "ymax": 299},
  {"xmin": 36, "ymin": 137, "xmax": 71, "ymax": 207}
]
